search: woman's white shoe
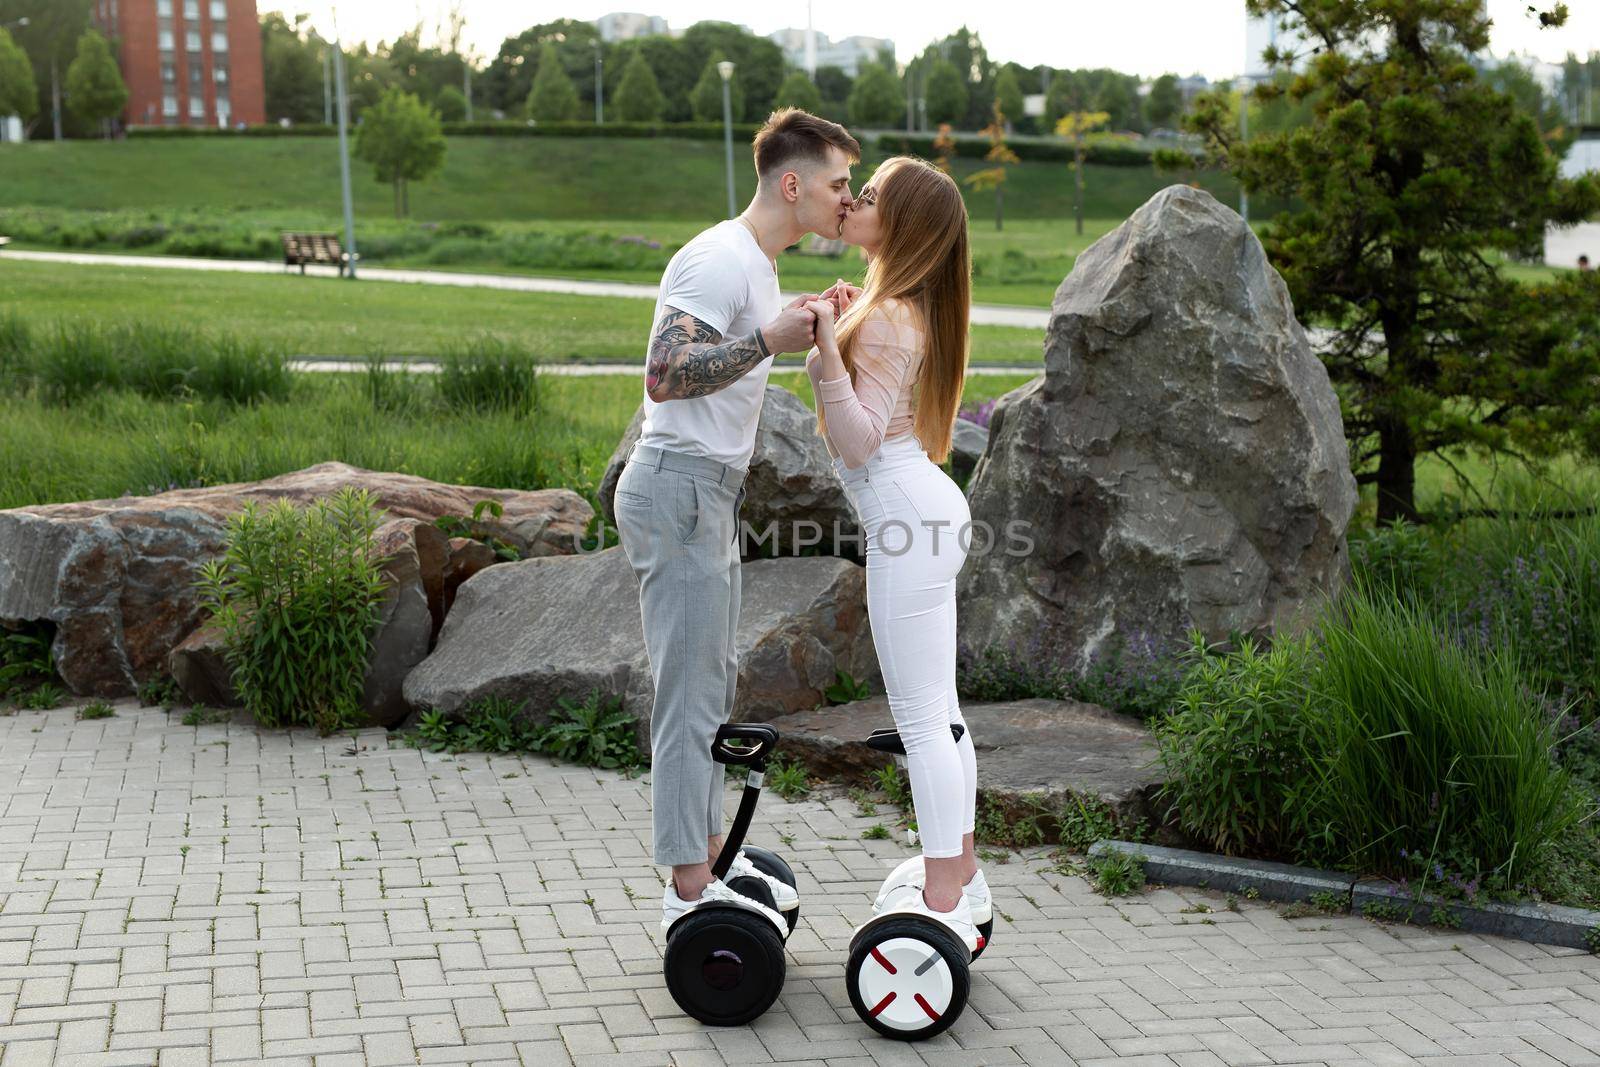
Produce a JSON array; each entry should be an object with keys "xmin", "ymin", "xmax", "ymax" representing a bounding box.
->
[
  {"xmin": 873, "ymin": 857, "xmax": 991, "ymax": 926},
  {"xmin": 876, "ymin": 881, "xmax": 979, "ymax": 955}
]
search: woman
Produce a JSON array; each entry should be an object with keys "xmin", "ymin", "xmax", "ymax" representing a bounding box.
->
[{"xmin": 803, "ymin": 156, "xmax": 987, "ymax": 947}]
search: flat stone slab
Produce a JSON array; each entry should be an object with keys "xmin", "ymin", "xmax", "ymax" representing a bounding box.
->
[
  {"xmin": 1090, "ymin": 840, "xmax": 1355, "ymax": 903},
  {"xmin": 768, "ymin": 696, "xmax": 1163, "ymax": 827}
]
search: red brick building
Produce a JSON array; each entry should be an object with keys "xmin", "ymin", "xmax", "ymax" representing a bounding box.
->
[{"xmin": 94, "ymin": 0, "xmax": 265, "ymax": 128}]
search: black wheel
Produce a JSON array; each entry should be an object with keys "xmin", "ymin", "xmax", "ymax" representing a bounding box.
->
[
  {"xmin": 664, "ymin": 906, "xmax": 786, "ymax": 1026},
  {"xmin": 972, "ymin": 917, "xmax": 994, "ymax": 961},
  {"xmin": 738, "ymin": 845, "xmax": 800, "ymax": 934},
  {"xmin": 845, "ymin": 917, "xmax": 970, "ymax": 1041}
]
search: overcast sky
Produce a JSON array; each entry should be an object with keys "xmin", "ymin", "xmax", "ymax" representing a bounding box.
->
[{"xmin": 274, "ymin": 1, "xmax": 1598, "ymax": 82}]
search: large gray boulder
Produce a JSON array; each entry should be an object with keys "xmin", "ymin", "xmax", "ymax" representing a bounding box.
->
[
  {"xmin": 767, "ymin": 696, "xmax": 1164, "ymax": 833},
  {"xmin": 401, "ymin": 547, "xmax": 881, "ymax": 748},
  {"xmin": 959, "ymin": 186, "xmax": 1357, "ymax": 672},
  {"xmin": 0, "ymin": 462, "xmax": 588, "ymax": 697},
  {"xmin": 599, "ymin": 385, "xmax": 860, "ymax": 558},
  {"xmin": 948, "ymin": 417, "xmax": 990, "ymax": 480}
]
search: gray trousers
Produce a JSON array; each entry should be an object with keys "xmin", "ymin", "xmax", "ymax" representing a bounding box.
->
[{"xmin": 614, "ymin": 443, "xmax": 748, "ymax": 867}]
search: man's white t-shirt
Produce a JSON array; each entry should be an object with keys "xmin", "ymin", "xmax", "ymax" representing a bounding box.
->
[{"xmin": 637, "ymin": 219, "xmax": 782, "ymax": 472}]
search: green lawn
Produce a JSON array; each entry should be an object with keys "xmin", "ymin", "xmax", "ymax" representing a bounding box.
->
[
  {"xmin": 0, "ymin": 368, "xmax": 1040, "ymax": 511},
  {"xmin": 0, "ymin": 135, "xmax": 1249, "ymax": 223},
  {"xmin": 0, "ymin": 258, "xmax": 1047, "ymax": 364}
]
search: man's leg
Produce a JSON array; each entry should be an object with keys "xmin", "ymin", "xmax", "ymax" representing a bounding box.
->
[
  {"xmin": 705, "ymin": 493, "xmax": 743, "ymax": 869},
  {"xmin": 651, "ymin": 474, "xmax": 740, "ymax": 900}
]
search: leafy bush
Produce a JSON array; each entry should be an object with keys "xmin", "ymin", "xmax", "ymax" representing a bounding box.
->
[
  {"xmin": 539, "ymin": 692, "xmax": 641, "ymax": 769},
  {"xmin": 1, "ymin": 621, "xmax": 57, "ymax": 702},
  {"xmin": 1154, "ymin": 632, "xmax": 1327, "ymax": 858},
  {"xmin": 196, "ymin": 487, "xmax": 389, "ymax": 734},
  {"xmin": 1349, "ymin": 518, "xmax": 1441, "ymax": 604}
]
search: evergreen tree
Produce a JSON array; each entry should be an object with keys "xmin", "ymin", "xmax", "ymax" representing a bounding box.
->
[
  {"xmin": 434, "ymin": 85, "xmax": 467, "ymax": 122},
  {"xmin": 1145, "ymin": 73, "xmax": 1182, "ymax": 128},
  {"xmin": 923, "ymin": 59, "xmax": 967, "ymax": 126},
  {"xmin": 0, "ymin": 27, "xmax": 37, "ymax": 125},
  {"xmin": 614, "ymin": 50, "xmax": 665, "ymax": 122},
  {"xmin": 992, "ymin": 66, "xmax": 1023, "ymax": 131},
  {"xmin": 847, "ymin": 63, "xmax": 903, "ymax": 128},
  {"xmin": 690, "ymin": 51, "xmax": 742, "ymax": 123},
  {"xmin": 63, "ymin": 27, "xmax": 125, "ymax": 137},
  {"xmin": 527, "ymin": 40, "xmax": 579, "ymax": 121},
  {"xmin": 774, "ymin": 70, "xmax": 822, "ymax": 113},
  {"xmin": 1177, "ymin": 0, "xmax": 1600, "ymax": 523}
]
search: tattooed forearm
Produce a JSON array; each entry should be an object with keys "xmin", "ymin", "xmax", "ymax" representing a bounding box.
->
[{"xmin": 645, "ymin": 307, "xmax": 771, "ymax": 401}]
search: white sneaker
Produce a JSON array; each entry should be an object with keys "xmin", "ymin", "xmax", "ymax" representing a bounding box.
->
[
  {"xmin": 964, "ymin": 868, "xmax": 993, "ymax": 926},
  {"xmin": 872, "ymin": 857, "xmax": 991, "ymax": 926},
  {"xmin": 726, "ymin": 850, "xmax": 799, "ymax": 912},
  {"xmin": 877, "ymin": 880, "xmax": 980, "ymax": 955},
  {"xmin": 660, "ymin": 877, "xmax": 788, "ymax": 938}
]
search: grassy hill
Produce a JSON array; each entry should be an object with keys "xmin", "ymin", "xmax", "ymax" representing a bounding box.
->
[{"xmin": 0, "ymin": 134, "xmax": 1255, "ymax": 222}]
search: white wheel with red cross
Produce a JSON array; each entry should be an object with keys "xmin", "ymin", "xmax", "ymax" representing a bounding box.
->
[{"xmin": 845, "ymin": 917, "xmax": 970, "ymax": 1041}]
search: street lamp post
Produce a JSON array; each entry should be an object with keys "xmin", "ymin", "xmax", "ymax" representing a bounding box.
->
[
  {"xmin": 1237, "ymin": 76, "xmax": 1250, "ymax": 224},
  {"xmin": 718, "ymin": 60, "xmax": 736, "ymax": 219},
  {"xmin": 332, "ymin": 34, "xmax": 358, "ymax": 280},
  {"xmin": 594, "ymin": 40, "xmax": 604, "ymax": 124}
]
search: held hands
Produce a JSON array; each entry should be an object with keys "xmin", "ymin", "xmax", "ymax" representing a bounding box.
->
[
  {"xmin": 762, "ymin": 303, "xmax": 819, "ymax": 355},
  {"xmin": 822, "ymin": 279, "xmax": 862, "ymax": 317},
  {"xmin": 804, "ymin": 300, "xmax": 838, "ymax": 347}
]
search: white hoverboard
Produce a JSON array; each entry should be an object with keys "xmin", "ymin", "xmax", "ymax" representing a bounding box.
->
[{"xmin": 843, "ymin": 724, "xmax": 987, "ymax": 1041}]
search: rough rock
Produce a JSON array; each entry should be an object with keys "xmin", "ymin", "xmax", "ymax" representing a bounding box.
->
[
  {"xmin": 401, "ymin": 547, "xmax": 881, "ymax": 748},
  {"xmin": 948, "ymin": 417, "xmax": 990, "ymax": 480},
  {"xmin": 0, "ymin": 462, "xmax": 590, "ymax": 697},
  {"xmin": 166, "ymin": 623, "xmax": 239, "ymax": 708},
  {"xmin": 767, "ymin": 696, "xmax": 1164, "ymax": 829},
  {"xmin": 443, "ymin": 537, "xmax": 500, "ymax": 616},
  {"xmin": 958, "ymin": 186, "xmax": 1358, "ymax": 671},
  {"xmin": 599, "ymin": 385, "xmax": 860, "ymax": 558},
  {"xmin": 362, "ymin": 519, "xmax": 447, "ymax": 728}
]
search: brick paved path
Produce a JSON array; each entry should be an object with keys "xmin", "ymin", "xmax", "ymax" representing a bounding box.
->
[{"xmin": 2, "ymin": 700, "xmax": 1598, "ymax": 1067}]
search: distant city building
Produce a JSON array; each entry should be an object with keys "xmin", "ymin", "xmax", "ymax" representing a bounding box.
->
[
  {"xmin": 1175, "ymin": 75, "xmax": 1212, "ymax": 103},
  {"xmin": 769, "ymin": 29, "xmax": 893, "ymax": 76},
  {"xmin": 594, "ymin": 12, "xmax": 671, "ymax": 42},
  {"xmin": 93, "ymin": 0, "xmax": 265, "ymax": 127},
  {"xmin": 1564, "ymin": 126, "xmax": 1600, "ymax": 179}
]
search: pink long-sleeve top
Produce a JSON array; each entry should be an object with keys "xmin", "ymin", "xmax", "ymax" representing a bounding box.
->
[{"xmin": 803, "ymin": 299, "xmax": 926, "ymax": 470}]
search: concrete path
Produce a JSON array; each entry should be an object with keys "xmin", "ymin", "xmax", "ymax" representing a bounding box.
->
[
  {"xmin": 2, "ymin": 698, "xmax": 1597, "ymax": 1066},
  {"xmin": 0, "ymin": 250, "xmax": 1051, "ymax": 330}
]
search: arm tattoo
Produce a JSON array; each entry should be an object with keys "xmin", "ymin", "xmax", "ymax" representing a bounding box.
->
[{"xmin": 646, "ymin": 307, "xmax": 771, "ymax": 401}]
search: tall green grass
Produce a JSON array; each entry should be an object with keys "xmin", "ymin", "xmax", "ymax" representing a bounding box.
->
[
  {"xmin": 1309, "ymin": 582, "xmax": 1586, "ymax": 890},
  {"xmin": 1, "ymin": 313, "xmax": 290, "ymax": 405}
]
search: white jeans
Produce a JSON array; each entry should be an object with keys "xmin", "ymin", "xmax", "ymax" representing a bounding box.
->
[{"xmin": 835, "ymin": 433, "xmax": 978, "ymax": 859}]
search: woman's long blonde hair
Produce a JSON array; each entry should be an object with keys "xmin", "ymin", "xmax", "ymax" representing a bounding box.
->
[{"xmin": 816, "ymin": 155, "xmax": 971, "ymax": 464}]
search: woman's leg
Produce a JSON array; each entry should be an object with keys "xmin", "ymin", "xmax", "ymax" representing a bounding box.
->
[
  {"xmin": 867, "ymin": 469, "xmax": 969, "ymax": 911},
  {"xmin": 948, "ymin": 586, "xmax": 980, "ymax": 884}
]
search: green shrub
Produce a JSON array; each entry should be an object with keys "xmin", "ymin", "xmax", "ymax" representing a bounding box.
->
[
  {"xmin": 1349, "ymin": 518, "xmax": 1441, "ymax": 604},
  {"xmin": 435, "ymin": 336, "xmax": 542, "ymax": 415},
  {"xmin": 1308, "ymin": 582, "xmax": 1586, "ymax": 890},
  {"xmin": 196, "ymin": 487, "xmax": 389, "ymax": 734},
  {"xmin": 1, "ymin": 622, "xmax": 57, "ymax": 702},
  {"xmin": 539, "ymin": 692, "xmax": 641, "ymax": 769},
  {"xmin": 1088, "ymin": 849, "xmax": 1147, "ymax": 895},
  {"xmin": 1154, "ymin": 631, "xmax": 1328, "ymax": 859}
]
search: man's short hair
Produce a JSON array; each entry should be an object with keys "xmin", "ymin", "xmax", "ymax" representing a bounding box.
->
[{"xmin": 752, "ymin": 108, "xmax": 861, "ymax": 181}]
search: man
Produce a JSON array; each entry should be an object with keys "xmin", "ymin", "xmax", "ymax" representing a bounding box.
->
[
  {"xmin": 612, "ymin": 109, "xmax": 863, "ymax": 935},
  {"xmin": 1580, "ymin": 254, "xmax": 1592, "ymax": 272}
]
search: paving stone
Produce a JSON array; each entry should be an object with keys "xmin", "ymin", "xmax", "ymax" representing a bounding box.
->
[{"xmin": 0, "ymin": 702, "xmax": 1597, "ymax": 1067}]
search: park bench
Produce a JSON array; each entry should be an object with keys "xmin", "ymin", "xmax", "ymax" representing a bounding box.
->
[
  {"xmin": 788, "ymin": 234, "xmax": 847, "ymax": 258},
  {"xmin": 281, "ymin": 231, "xmax": 357, "ymax": 276},
  {"xmin": 0, "ymin": 236, "xmax": 10, "ymax": 252}
]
